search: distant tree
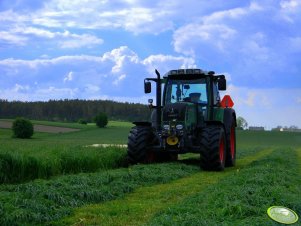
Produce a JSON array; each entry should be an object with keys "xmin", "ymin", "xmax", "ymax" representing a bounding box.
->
[
  {"xmin": 94, "ymin": 112, "xmax": 108, "ymax": 128},
  {"xmin": 12, "ymin": 117, "xmax": 34, "ymax": 139},
  {"xmin": 237, "ymin": 116, "xmax": 248, "ymax": 130}
]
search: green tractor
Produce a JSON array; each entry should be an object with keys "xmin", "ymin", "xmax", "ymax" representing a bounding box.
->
[{"xmin": 127, "ymin": 69, "xmax": 236, "ymax": 171}]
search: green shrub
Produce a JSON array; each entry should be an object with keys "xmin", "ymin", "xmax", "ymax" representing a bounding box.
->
[
  {"xmin": 78, "ymin": 119, "xmax": 88, "ymax": 125},
  {"xmin": 12, "ymin": 118, "xmax": 34, "ymax": 139},
  {"xmin": 94, "ymin": 112, "xmax": 108, "ymax": 128}
]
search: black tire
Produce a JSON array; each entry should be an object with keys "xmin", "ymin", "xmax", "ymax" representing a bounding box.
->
[
  {"xmin": 200, "ymin": 126, "xmax": 226, "ymax": 171},
  {"xmin": 225, "ymin": 118, "xmax": 236, "ymax": 167},
  {"xmin": 127, "ymin": 126, "xmax": 155, "ymax": 164}
]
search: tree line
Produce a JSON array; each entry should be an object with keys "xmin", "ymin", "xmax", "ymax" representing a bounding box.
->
[{"xmin": 0, "ymin": 99, "xmax": 150, "ymax": 122}]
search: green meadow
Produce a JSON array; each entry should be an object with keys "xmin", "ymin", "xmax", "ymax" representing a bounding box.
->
[{"xmin": 0, "ymin": 120, "xmax": 300, "ymax": 225}]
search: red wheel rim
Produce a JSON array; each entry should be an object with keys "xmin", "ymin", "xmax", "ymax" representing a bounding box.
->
[
  {"xmin": 230, "ymin": 126, "xmax": 235, "ymax": 158},
  {"xmin": 219, "ymin": 136, "xmax": 225, "ymax": 163}
]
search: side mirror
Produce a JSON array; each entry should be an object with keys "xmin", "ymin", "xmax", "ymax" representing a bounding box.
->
[
  {"xmin": 218, "ymin": 78, "xmax": 226, "ymax": 91},
  {"xmin": 148, "ymin": 99, "xmax": 153, "ymax": 104},
  {"xmin": 144, "ymin": 81, "xmax": 151, "ymax": 93}
]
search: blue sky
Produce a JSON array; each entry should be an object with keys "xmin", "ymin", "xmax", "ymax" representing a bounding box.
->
[{"xmin": 0, "ymin": 0, "xmax": 301, "ymax": 128}]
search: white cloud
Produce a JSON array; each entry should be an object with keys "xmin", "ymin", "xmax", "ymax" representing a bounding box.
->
[
  {"xmin": 113, "ymin": 74, "xmax": 126, "ymax": 85},
  {"xmin": 279, "ymin": 0, "xmax": 301, "ymax": 23},
  {"xmin": 173, "ymin": 2, "xmax": 265, "ymax": 56},
  {"xmin": 173, "ymin": 24, "xmax": 236, "ymax": 55},
  {"xmin": 12, "ymin": 26, "xmax": 56, "ymax": 38},
  {"xmin": 0, "ymin": 31, "xmax": 27, "ymax": 46},
  {"xmin": 59, "ymin": 33, "xmax": 103, "ymax": 48},
  {"xmin": 143, "ymin": 54, "xmax": 196, "ymax": 74},
  {"xmin": 28, "ymin": 0, "xmax": 174, "ymax": 34},
  {"xmin": 280, "ymin": 0, "xmax": 301, "ymax": 12},
  {"xmin": 13, "ymin": 84, "xmax": 30, "ymax": 92},
  {"xmin": 64, "ymin": 71, "xmax": 73, "ymax": 82},
  {"xmin": 3, "ymin": 26, "xmax": 104, "ymax": 49},
  {"xmin": 0, "ymin": 46, "xmax": 195, "ymax": 100},
  {"xmin": 0, "ymin": 10, "xmax": 29, "ymax": 23},
  {"xmin": 102, "ymin": 46, "xmax": 139, "ymax": 73}
]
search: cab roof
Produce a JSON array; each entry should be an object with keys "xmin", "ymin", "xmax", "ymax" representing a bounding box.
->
[{"xmin": 164, "ymin": 69, "xmax": 224, "ymax": 80}]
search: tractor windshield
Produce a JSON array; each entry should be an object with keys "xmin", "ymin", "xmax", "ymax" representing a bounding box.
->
[{"xmin": 164, "ymin": 79, "xmax": 207, "ymax": 105}]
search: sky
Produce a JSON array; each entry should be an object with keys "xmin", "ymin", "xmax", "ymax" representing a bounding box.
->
[{"xmin": 0, "ymin": 0, "xmax": 301, "ymax": 129}]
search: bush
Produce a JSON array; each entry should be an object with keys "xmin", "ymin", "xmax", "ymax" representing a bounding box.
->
[
  {"xmin": 78, "ymin": 119, "xmax": 88, "ymax": 125},
  {"xmin": 94, "ymin": 112, "xmax": 108, "ymax": 128},
  {"xmin": 12, "ymin": 117, "xmax": 34, "ymax": 139}
]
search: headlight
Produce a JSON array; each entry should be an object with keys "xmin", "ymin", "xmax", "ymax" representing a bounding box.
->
[
  {"xmin": 163, "ymin": 125, "xmax": 170, "ymax": 130},
  {"xmin": 176, "ymin": 124, "xmax": 183, "ymax": 130}
]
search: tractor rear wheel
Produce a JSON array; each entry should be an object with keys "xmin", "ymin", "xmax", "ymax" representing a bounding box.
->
[
  {"xmin": 200, "ymin": 126, "xmax": 226, "ymax": 171},
  {"xmin": 127, "ymin": 126, "xmax": 156, "ymax": 164},
  {"xmin": 225, "ymin": 118, "xmax": 236, "ymax": 167}
]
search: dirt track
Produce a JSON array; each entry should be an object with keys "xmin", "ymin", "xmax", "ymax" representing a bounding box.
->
[{"xmin": 0, "ymin": 121, "xmax": 79, "ymax": 133}]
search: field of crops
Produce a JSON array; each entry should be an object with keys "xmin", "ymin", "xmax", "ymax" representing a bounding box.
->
[{"xmin": 0, "ymin": 120, "xmax": 300, "ymax": 225}]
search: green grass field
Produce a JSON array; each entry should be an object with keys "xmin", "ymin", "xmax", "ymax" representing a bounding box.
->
[{"xmin": 0, "ymin": 120, "xmax": 300, "ymax": 225}]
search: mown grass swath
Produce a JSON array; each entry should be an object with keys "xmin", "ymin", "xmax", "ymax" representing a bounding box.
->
[
  {"xmin": 148, "ymin": 148, "xmax": 301, "ymax": 226},
  {"xmin": 0, "ymin": 121, "xmax": 131, "ymax": 183},
  {"xmin": 0, "ymin": 163, "xmax": 199, "ymax": 226}
]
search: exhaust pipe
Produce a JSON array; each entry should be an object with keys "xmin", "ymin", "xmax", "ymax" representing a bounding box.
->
[{"xmin": 155, "ymin": 69, "xmax": 162, "ymax": 130}]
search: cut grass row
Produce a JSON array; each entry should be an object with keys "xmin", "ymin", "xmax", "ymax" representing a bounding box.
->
[
  {"xmin": 60, "ymin": 148, "xmax": 301, "ymax": 226},
  {"xmin": 0, "ymin": 147, "xmax": 270, "ymax": 226},
  {"xmin": 58, "ymin": 148, "xmax": 274, "ymax": 225},
  {"xmin": 148, "ymin": 148, "xmax": 301, "ymax": 226},
  {"xmin": 0, "ymin": 120, "xmax": 131, "ymax": 183},
  {"xmin": 0, "ymin": 146, "xmax": 127, "ymax": 184},
  {"xmin": 0, "ymin": 163, "xmax": 199, "ymax": 226}
]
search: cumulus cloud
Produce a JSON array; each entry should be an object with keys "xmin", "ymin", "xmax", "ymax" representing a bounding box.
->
[
  {"xmin": 63, "ymin": 71, "xmax": 73, "ymax": 82},
  {"xmin": 143, "ymin": 54, "xmax": 196, "ymax": 74},
  {"xmin": 0, "ymin": 46, "xmax": 195, "ymax": 99},
  {"xmin": 0, "ymin": 31, "xmax": 27, "ymax": 46},
  {"xmin": 171, "ymin": 1, "xmax": 301, "ymax": 89},
  {"xmin": 1, "ymin": 26, "xmax": 104, "ymax": 49},
  {"xmin": 28, "ymin": 0, "xmax": 175, "ymax": 34},
  {"xmin": 113, "ymin": 74, "xmax": 126, "ymax": 85},
  {"xmin": 13, "ymin": 84, "xmax": 30, "ymax": 92}
]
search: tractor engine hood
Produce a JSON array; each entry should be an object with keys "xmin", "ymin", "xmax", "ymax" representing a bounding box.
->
[
  {"xmin": 162, "ymin": 102, "xmax": 198, "ymax": 146},
  {"xmin": 163, "ymin": 102, "xmax": 193, "ymax": 122}
]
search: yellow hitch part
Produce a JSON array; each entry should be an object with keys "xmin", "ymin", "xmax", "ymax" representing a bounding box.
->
[{"xmin": 166, "ymin": 136, "xmax": 179, "ymax": 146}]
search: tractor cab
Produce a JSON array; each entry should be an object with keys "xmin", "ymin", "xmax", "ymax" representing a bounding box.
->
[{"xmin": 164, "ymin": 78, "xmax": 208, "ymax": 105}]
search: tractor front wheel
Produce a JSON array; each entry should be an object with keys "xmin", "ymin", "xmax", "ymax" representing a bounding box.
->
[
  {"xmin": 200, "ymin": 126, "xmax": 226, "ymax": 171},
  {"xmin": 127, "ymin": 126, "xmax": 155, "ymax": 164}
]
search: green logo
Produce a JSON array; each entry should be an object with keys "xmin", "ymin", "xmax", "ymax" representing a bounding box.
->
[{"xmin": 267, "ymin": 206, "xmax": 299, "ymax": 224}]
